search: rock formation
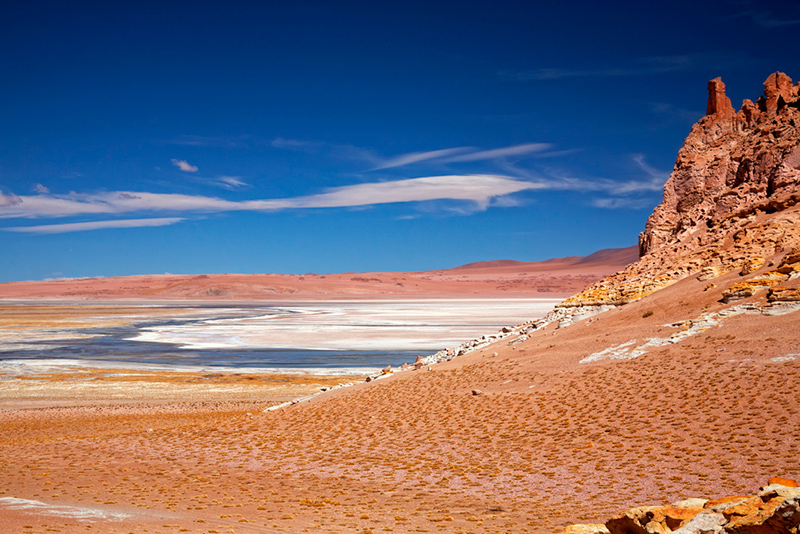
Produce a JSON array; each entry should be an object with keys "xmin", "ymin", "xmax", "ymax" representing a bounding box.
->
[
  {"xmin": 560, "ymin": 72, "xmax": 800, "ymax": 310},
  {"xmin": 557, "ymin": 478, "xmax": 800, "ymax": 534}
]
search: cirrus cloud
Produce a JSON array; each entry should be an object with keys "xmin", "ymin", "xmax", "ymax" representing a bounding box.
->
[
  {"xmin": 0, "ymin": 175, "xmax": 543, "ymax": 220},
  {"xmin": 3, "ymin": 218, "xmax": 186, "ymax": 235},
  {"xmin": 171, "ymin": 159, "xmax": 199, "ymax": 172}
]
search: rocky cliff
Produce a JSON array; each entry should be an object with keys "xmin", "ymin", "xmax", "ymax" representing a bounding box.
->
[{"xmin": 561, "ymin": 72, "xmax": 800, "ymax": 309}]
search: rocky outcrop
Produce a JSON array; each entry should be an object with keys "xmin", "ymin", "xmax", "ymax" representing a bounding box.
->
[
  {"xmin": 558, "ymin": 478, "xmax": 800, "ymax": 534},
  {"xmin": 707, "ymin": 77, "xmax": 735, "ymax": 119},
  {"xmin": 561, "ymin": 72, "xmax": 800, "ymax": 310}
]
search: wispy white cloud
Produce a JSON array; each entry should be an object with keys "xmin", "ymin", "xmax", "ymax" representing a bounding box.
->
[
  {"xmin": 369, "ymin": 143, "xmax": 554, "ymax": 170},
  {"xmin": 171, "ymin": 159, "xmax": 199, "ymax": 172},
  {"xmin": 4, "ymin": 218, "xmax": 185, "ymax": 235},
  {"xmin": 442, "ymin": 143, "xmax": 553, "ymax": 162},
  {"xmin": 370, "ymin": 147, "xmax": 474, "ymax": 170},
  {"xmin": 280, "ymin": 175, "xmax": 544, "ymax": 210},
  {"xmin": 34, "ymin": 184, "xmax": 50, "ymax": 194},
  {"xmin": 0, "ymin": 176, "xmax": 542, "ymax": 220},
  {"xmin": 0, "ymin": 191, "xmax": 23, "ymax": 207},
  {"xmin": 591, "ymin": 197, "xmax": 654, "ymax": 210},
  {"xmin": 216, "ymin": 176, "xmax": 249, "ymax": 190},
  {"xmin": 1, "ymin": 163, "xmax": 667, "ymax": 227}
]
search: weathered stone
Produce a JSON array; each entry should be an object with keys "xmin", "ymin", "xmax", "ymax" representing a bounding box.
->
[
  {"xmin": 471, "ymin": 389, "xmax": 482, "ymax": 396},
  {"xmin": 765, "ymin": 495, "xmax": 800, "ymax": 533},
  {"xmin": 721, "ymin": 271, "xmax": 789, "ymax": 302},
  {"xmin": 740, "ymin": 256, "xmax": 765, "ymax": 275},
  {"xmin": 561, "ymin": 72, "xmax": 800, "ymax": 315},
  {"xmin": 768, "ymin": 477, "xmax": 799, "ymax": 488},
  {"xmin": 559, "ymin": 524, "xmax": 610, "ymax": 534},
  {"xmin": 763, "ymin": 71, "xmax": 794, "ymax": 116},
  {"xmin": 767, "ymin": 286, "xmax": 800, "ymax": 302},
  {"xmin": 673, "ymin": 498, "xmax": 710, "ymax": 509},
  {"xmin": 671, "ymin": 511, "xmax": 726, "ymax": 534},
  {"xmin": 707, "ymin": 77, "xmax": 735, "ymax": 119},
  {"xmin": 722, "ymin": 494, "xmax": 800, "ymax": 534},
  {"xmin": 606, "ymin": 505, "xmax": 703, "ymax": 534}
]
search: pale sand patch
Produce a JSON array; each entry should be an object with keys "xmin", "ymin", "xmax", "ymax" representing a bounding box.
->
[{"xmin": 0, "ymin": 497, "xmax": 132, "ymax": 521}]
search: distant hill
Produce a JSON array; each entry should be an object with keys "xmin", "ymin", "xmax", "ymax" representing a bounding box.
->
[{"xmin": 0, "ymin": 246, "xmax": 638, "ymax": 301}]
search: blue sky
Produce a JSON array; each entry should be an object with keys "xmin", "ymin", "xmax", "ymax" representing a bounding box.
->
[{"xmin": 2, "ymin": 1, "xmax": 799, "ymax": 282}]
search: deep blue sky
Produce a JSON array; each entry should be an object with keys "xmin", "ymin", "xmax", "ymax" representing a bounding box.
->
[{"xmin": 2, "ymin": 1, "xmax": 799, "ymax": 282}]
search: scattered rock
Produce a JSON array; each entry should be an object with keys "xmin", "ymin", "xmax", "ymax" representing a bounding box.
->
[
  {"xmin": 558, "ymin": 479, "xmax": 800, "ymax": 534},
  {"xmin": 471, "ymin": 389, "xmax": 482, "ymax": 396}
]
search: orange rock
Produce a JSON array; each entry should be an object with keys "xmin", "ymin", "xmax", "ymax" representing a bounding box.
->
[
  {"xmin": 740, "ymin": 256, "xmax": 765, "ymax": 275},
  {"xmin": 605, "ymin": 505, "xmax": 703, "ymax": 534},
  {"xmin": 767, "ymin": 287, "xmax": 800, "ymax": 302},
  {"xmin": 768, "ymin": 476, "xmax": 800, "ymax": 488},
  {"xmin": 722, "ymin": 271, "xmax": 789, "ymax": 302},
  {"xmin": 704, "ymin": 495, "xmax": 751, "ymax": 510},
  {"xmin": 722, "ymin": 495, "xmax": 786, "ymax": 531},
  {"xmin": 707, "ymin": 77, "xmax": 735, "ymax": 119},
  {"xmin": 764, "ymin": 71, "xmax": 794, "ymax": 116}
]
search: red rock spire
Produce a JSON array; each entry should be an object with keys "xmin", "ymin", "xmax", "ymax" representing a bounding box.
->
[
  {"xmin": 706, "ymin": 77, "xmax": 734, "ymax": 118},
  {"xmin": 763, "ymin": 71, "xmax": 794, "ymax": 116}
]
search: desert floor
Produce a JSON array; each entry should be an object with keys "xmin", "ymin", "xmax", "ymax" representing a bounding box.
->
[{"xmin": 1, "ymin": 276, "xmax": 799, "ymax": 533}]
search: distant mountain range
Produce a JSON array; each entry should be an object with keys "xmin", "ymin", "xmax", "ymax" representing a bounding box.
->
[{"xmin": 0, "ymin": 246, "xmax": 638, "ymax": 300}]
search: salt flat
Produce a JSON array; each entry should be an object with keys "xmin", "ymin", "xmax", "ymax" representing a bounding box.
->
[{"xmin": 128, "ymin": 298, "xmax": 561, "ymax": 351}]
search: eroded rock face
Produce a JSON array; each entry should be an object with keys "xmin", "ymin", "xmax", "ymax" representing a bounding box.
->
[{"xmin": 562, "ymin": 72, "xmax": 800, "ymax": 309}]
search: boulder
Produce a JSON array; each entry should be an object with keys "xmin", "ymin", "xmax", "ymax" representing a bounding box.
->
[
  {"xmin": 671, "ymin": 511, "xmax": 726, "ymax": 534},
  {"xmin": 768, "ymin": 477, "xmax": 799, "ymax": 488},
  {"xmin": 606, "ymin": 505, "xmax": 703, "ymax": 534}
]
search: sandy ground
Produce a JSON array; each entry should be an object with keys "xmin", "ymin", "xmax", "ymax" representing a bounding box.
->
[{"xmin": 0, "ymin": 272, "xmax": 799, "ymax": 533}]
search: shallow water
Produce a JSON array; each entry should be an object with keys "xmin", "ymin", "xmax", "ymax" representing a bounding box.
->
[{"xmin": 0, "ymin": 299, "xmax": 558, "ymax": 373}]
